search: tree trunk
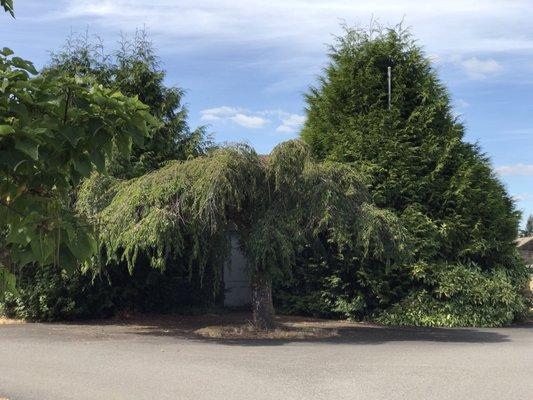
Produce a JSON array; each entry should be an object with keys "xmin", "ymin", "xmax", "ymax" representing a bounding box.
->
[{"xmin": 251, "ymin": 274, "xmax": 275, "ymax": 330}]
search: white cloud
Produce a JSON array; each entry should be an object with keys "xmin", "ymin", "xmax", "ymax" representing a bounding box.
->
[
  {"xmin": 496, "ymin": 164, "xmax": 533, "ymax": 176},
  {"xmin": 276, "ymin": 114, "xmax": 306, "ymax": 134},
  {"xmin": 456, "ymin": 99, "xmax": 470, "ymax": 108},
  {"xmin": 199, "ymin": 106, "xmax": 305, "ymax": 132},
  {"xmin": 513, "ymin": 194, "xmax": 532, "ymax": 201},
  {"xmin": 200, "ymin": 106, "xmax": 243, "ymax": 122},
  {"xmin": 65, "ymin": 2, "xmax": 117, "ymax": 17},
  {"xmin": 460, "ymin": 57, "xmax": 503, "ymax": 79},
  {"xmin": 230, "ymin": 113, "xmax": 269, "ymax": 128},
  {"xmin": 52, "ymin": 1, "xmax": 533, "ymax": 60},
  {"xmin": 200, "ymin": 106, "xmax": 269, "ymax": 129}
]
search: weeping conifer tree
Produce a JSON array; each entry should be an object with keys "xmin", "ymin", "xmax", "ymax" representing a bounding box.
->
[
  {"xmin": 298, "ymin": 24, "xmax": 529, "ymax": 326},
  {"xmin": 77, "ymin": 140, "xmax": 405, "ymax": 329}
]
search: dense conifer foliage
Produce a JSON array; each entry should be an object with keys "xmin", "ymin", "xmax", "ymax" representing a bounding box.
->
[
  {"xmin": 286, "ymin": 25, "xmax": 529, "ymax": 325},
  {"xmin": 77, "ymin": 140, "xmax": 404, "ymax": 328}
]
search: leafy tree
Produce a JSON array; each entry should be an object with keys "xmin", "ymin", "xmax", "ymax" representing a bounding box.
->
[
  {"xmin": 48, "ymin": 30, "xmax": 210, "ymax": 178},
  {"xmin": 0, "ymin": 48, "xmax": 153, "ymax": 295},
  {"xmin": 78, "ymin": 140, "xmax": 405, "ymax": 329},
  {"xmin": 1, "ymin": 0, "xmax": 14, "ymax": 17},
  {"xmin": 296, "ymin": 24, "xmax": 529, "ymax": 325}
]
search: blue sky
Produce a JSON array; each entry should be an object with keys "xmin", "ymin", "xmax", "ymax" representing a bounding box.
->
[{"xmin": 2, "ymin": 0, "xmax": 532, "ymax": 226}]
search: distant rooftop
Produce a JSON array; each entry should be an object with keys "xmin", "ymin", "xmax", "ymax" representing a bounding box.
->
[{"xmin": 517, "ymin": 236, "xmax": 533, "ymax": 248}]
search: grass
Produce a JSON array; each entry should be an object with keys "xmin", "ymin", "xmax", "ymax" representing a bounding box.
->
[{"xmin": 194, "ymin": 321, "xmax": 338, "ymax": 340}]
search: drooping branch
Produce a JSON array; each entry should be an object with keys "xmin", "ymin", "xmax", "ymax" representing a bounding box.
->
[{"xmin": 77, "ymin": 140, "xmax": 406, "ymax": 329}]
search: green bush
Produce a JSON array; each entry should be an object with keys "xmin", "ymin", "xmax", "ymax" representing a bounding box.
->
[
  {"xmin": 275, "ymin": 253, "xmax": 530, "ymax": 327},
  {"xmin": 1, "ymin": 256, "xmax": 219, "ymax": 321},
  {"xmin": 275, "ymin": 250, "xmax": 410, "ymax": 320},
  {"xmin": 375, "ymin": 262, "xmax": 530, "ymax": 327},
  {"xmin": 1, "ymin": 265, "xmax": 113, "ymax": 321}
]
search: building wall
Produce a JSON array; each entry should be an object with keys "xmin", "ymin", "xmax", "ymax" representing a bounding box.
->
[
  {"xmin": 517, "ymin": 238, "xmax": 533, "ymax": 292},
  {"xmin": 521, "ymin": 250, "xmax": 533, "ymax": 265},
  {"xmin": 223, "ymin": 237, "xmax": 252, "ymax": 307},
  {"xmin": 518, "ymin": 238, "xmax": 533, "ymax": 264}
]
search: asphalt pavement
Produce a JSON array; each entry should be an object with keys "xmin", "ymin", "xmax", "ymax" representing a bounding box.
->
[{"xmin": 1, "ymin": 320, "xmax": 532, "ymax": 400}]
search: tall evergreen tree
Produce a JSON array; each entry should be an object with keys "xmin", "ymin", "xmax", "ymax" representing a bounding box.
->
[
  {"xmin": 301, "ymin": 24, "xmax": 520, "ymax": 269},
  {"xmin": 291, "ymin": 24, "xmax": 529, "ymax": 326},
  {"xmin": 48, "ymin": 30, "xmax": 210, "ymax": 178}
]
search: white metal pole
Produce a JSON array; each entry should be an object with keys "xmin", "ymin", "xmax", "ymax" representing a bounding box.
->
[{"xmin": 387, "ymin": 66, "xmax": 392, "ymax": 110}]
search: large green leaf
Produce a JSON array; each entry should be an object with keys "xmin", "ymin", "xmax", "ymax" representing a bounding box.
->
[
  {"xmin": 1, "ymin": 48, "xmax": 151, "ymax": 277},
  {"xmin": 1, "ymin": 0, "xmax": 14, "ymax": 17},
  {"xmin": 0, "ymin": 47, "xmax": 14, "ymax": 57},
  {"xmin": 14, "ymin": 136, "xmax": 39, "ymax": 160},
  {"xmin": 0, "ymin": 125, "xmax": 14, "ymax": 136},
  {"xmin": 0, "ymin": 266, "xmax": 18, "ymax": 296},
  {"xmin": 11, "ymin": 57, "xmax": 38, "ymax": 75}
]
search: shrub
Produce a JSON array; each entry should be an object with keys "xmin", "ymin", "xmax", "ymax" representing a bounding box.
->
[
  {"xmin": 1, "ymin": 265, "xmax": 113, "ymax": 321},
  {"xmin": 1, "ymin": 256, "xmax": 219, "ymax": 321},
  {"xmin": 275, "ymin": 251, "xmax": 411, "ymax": 320},
  {"xmin": 374, "ymin": 262, "xmax": 530, "ymax": 327}
]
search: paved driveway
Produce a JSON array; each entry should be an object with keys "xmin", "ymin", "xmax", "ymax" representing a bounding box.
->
[{"xmin": 1, "ymin": 320, "xmax": 532, "ymax": 400}]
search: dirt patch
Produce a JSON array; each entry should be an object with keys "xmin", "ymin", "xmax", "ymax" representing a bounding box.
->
[
  {"xmin": 0, "ymin": 317, "xmax": 24, "ymax": 325},
  {"xmin": 105, "ymin": 312, "xmax": 373, "ymax": 341},
  {"xmin": 195, "ymin": 322, "xmax": 338, "ymax": 340}
]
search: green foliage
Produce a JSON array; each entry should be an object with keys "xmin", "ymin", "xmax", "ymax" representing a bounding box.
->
[
  {"xmin": 78, "ymin": 140, "xmax": 405, "ymax": 306},
  {"xmin": 48, "ymin": 30, "xmax": 211, "ymax": 178},
  {"xmin": 2, "ymin": 265, "xmax": 81, "ymax": 321},
  {"xmin": 1, "ymin": 257, "xmax": 219, "ymax": 321},
  {"xmin": 290, "ymin": 23, "xmax": 529, "ymax": 326},
  {"xmin": 1, "ymin": 0, "xmax": 14, "ymax": 17},
  {"xmin": 78, "ymin": 144, "xmax": 262, "ymax": 276},
  {"xmin": 0, "ymin": 265, "xmax": 17, "ymax": 297},
  {"xmin": 301, "ymin": 24, "xmax": 520, "ymax": 267},
  {"xmin": 375, "ymin": 262, "xmax": 529, "ymax": 327},
  {"xmin": 0, "ymin": 47, "xmax": 153, "ymax": 279}
]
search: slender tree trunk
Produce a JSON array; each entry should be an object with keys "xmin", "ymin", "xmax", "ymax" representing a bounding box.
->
[{"xmin": 251, "ymin": 273, "xmax": 275, "ymax": 330}]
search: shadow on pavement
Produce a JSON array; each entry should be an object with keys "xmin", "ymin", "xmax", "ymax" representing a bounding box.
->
[
  {"xmin": 111, "ymin": 313, "xmax": 519, "ymax": 346},
  {"xmin": 2, "ymin": 313, "xmax": 526, "ymax": 347},
  {"xmin": 141, "ymin": 324, "xmax": 513, "ymax": 347}
]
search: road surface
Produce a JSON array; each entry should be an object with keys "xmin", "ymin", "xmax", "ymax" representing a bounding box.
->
[{"xmin": 1, "ymin": 319, "xmax": 532, "ymax": 400}]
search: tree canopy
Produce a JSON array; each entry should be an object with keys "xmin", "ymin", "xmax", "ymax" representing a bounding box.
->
[
  {"xmin": 0, "ymin": 48, "xmax": 153, "ymax": 280},
  {"xmin": 292, "ymin": 24, "xmax": 529, "ymax": 326},
  {"xmin": 0, "ymin": 7, "xmax": 154, "ymax": 298},
  {"xmin": 47, "ymin": 30, "xmax": 211, "ymax": 178},
  {"xmin": 301, "ymin": 24, "xmax": 520, "ymax": 268},
  {"xmin": 77, "ymin": 140, "xmax": 406, "ymax": 328}
]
